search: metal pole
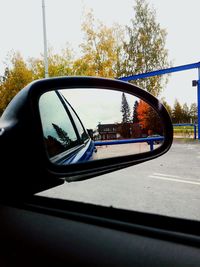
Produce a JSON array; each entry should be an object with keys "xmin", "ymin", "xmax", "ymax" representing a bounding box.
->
[
  {"xmin": 194, "ymin": 124, "xmax": 197, "ymax": 140},
  {"xmin": 150, "ymin": 141, "xmax": 154, "ymax": 152},
  {"xmin": 42, "ymin": 0, "xmax": 49, "ymax": 78},
  {"xmin": 198, "ymin": 68, "xmax": 200, "ymax": 139}
]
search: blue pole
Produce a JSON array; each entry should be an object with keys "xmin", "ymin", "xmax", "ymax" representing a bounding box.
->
[
  {"xmin": 150, "ymin": 141, "xmax": 154, "ymax": 151},
  {"xmin": 198, "ymin": 68, "xmax": 200, "ymax": 140},
  {"xmin": 118, "ymin": 62, "xmax": 200, "ymax": 81},
  {"xmin": 194, "ymin": 124, "xmax": 197, "ymax": 140}
]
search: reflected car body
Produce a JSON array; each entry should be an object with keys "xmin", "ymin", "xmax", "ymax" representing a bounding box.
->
[{"xmin": 40, "ymin": 90, "xmax": 96, "ymax": 165}]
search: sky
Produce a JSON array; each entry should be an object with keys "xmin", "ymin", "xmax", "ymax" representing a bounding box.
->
[
  {"xmin": 62, "ymin": 89, "xmax": 140, "ymax": 129},
  {"xmin": 0, "ymin": 0, "xmax": 200, "ymax": 107}
]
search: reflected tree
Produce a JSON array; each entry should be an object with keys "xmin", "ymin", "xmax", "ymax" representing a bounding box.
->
[
  {"xmin": 132, "ymin": 100, "xmax": 139, "ymax": 123},
  {"xmin": 121, "ymin": 93, "xmax": 131, "ymax": 123},
  {"xmin": 120, "ymin": 93, "xmax": 131, "ymax": 138},
  {"xmin": 52, "ymin": 123, "xmax": 72, "ymax": 148},
  {"xmin": 137, "ymin": 100, "xmax": 162, "ymax": 135},
  {"xmin": 45, "ymin": 135, "xmax": 65, "ymax": 157}
]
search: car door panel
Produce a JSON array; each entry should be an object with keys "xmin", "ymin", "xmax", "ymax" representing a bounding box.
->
[{"xmin": 1, "ymin": 196, "xmax": 200, "ymax": 267}]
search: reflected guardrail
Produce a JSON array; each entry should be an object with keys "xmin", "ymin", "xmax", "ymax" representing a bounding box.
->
[{"xmin": 94, "ymin": 136, "xmax": 164, "ymax": 152}]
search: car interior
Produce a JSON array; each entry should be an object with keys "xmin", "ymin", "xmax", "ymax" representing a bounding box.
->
[{"xmin": 0, "ymin": 77, "xmax": 200, "ymax": 266}]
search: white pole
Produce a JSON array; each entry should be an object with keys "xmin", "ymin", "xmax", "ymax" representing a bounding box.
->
[{"xmin": 42, "ymin": 0, "xmax": 49, "ymax": 78}]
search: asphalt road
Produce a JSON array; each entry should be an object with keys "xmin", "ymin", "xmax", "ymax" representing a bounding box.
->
[{"xmin": 38, "ymin": 140, "xmax": 200, "ymax": 221}]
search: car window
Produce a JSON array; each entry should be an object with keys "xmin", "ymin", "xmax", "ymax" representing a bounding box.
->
[
  {"xmin": 39, "ymin": 91, "xmax": 79, "ymax": 158},
  {"xmin": 1, "ymin": 0, "xmax": 200, "ymax": 223}
]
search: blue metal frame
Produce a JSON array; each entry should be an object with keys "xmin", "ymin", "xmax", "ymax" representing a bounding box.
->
[
  {"xmin": 118, "ymin": 62, "xmax": 200, "ymax": 139},
  {"xmin": 95, "ymin": 136, "xmax": 164, "ymax": 152},
  {"xmin": 198, "ymin": 68, "xmax": 200, "ymax": 139},
  {"xmin": 118, "ymin": 62, "xmax": 200, "ymax": 81}
]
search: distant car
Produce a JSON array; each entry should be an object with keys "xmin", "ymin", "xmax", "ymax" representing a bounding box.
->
[{"xmin": 147, "ymin": 134, "xmax": 163, "ymax": 145}]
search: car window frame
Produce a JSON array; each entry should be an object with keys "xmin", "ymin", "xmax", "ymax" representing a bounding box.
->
[
  {"xmin": 58, "ymin": 91, "xmax": 90, "ymax": 144},
  {"xmin": 40, "ymin": 90, "xmax": 91, "ymax": 164}
]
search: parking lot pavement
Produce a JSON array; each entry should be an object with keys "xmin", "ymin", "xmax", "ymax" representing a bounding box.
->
[
  {"xmin": 93, "ymin": 142, "xmax": 151, "ymax": 159},
  {"xmin": 93, "ymin": 142, "xmax": 162, "ymax": 160},
  {"xmin": 38, "ymin": 140, "xmax": 200, "ymax": 221}
]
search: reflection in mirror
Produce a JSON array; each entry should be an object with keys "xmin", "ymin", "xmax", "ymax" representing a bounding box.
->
[{"xmin": 39, "ymin": 89, "xmax": 164, "ymax": 165}]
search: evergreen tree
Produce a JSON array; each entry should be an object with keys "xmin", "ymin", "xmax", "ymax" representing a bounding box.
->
[
  {"xmin": 121, "ymin": 93, "xmax": 131, "ymax": 123},
  {"xmin": 52, "ymin": 123, "xmax": 71, "ymax": 147},
  {"xmin": 189, "ymin": 103, "xmax": 198, "ymax": 123},
  {"xmin": 161, "ymin": 98, "xmax": 172, "ymax": 118},
  {"xmin": 172, "ymin": 99, "xmax": 183, "ymax": 123},
  {"xmin": 133, "ymin": 100, "xmax": 139, "ymax": 123},
  {"xmin": 182, "ymin": 103, "xmax": 190, "ymax": 123}
]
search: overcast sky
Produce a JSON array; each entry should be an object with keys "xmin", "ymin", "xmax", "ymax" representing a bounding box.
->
[
  {"xmin": 0, "ymin": 0, "xmax": 200, "ymax": 106},
  {"xmin": 62, "ymin": 89, "xmax": 140, "ymax": 129}
]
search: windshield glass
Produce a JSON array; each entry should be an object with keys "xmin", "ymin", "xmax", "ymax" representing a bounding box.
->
[{"xmin": 1, "ymin": 0, "xmax": 200, "ymax": 222}]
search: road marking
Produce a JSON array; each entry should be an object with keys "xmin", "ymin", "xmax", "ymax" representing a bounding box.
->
[
  {"xmin": 150, "ymin": 173, "xmax": 200, "ymax": 186},
  {"xmin": 154, "ymin": 173, "xmax": 184, "ymax": 179},
  {"xmin": 186, "ymin": 146, "xmax": 194, "ymax": 150}
]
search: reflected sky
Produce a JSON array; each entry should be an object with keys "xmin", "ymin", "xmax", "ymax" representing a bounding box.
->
[{"xmin": 62, "ymin": 88, "xmax": 139, "ymax": 129}]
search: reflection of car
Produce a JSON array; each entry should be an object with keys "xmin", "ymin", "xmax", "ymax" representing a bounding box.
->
[
  {"xmin": 147, "ymin": 134, "xmax": 163, "ymax": 145},
  {"xmin": 39, "ymin": 90, "xmax": 96, "ymax": 164},
  {"xmin": 1, "ymin": 77, "xmax": 200, "ymax": 267}
]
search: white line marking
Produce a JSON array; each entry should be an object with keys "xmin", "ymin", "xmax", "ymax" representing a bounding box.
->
[
  {"xmin": 154, "ymin": 173, "xmax": 183, "ymax": 179},
  {"xmin": 150, "ymin": 175, "xmax": 200, "ymax": 186}
]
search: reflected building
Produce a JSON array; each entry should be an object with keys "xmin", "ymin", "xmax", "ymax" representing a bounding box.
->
[{"xmin": 97, "ymin": 123, "xmax": 142, "ymax": 140}]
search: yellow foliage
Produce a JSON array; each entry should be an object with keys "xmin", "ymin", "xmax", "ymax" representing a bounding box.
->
[
  {"xmin": 73, "ymin": 11, "xmax": 124, "ymax": 78},
  {"xmin": 0, "ymin": 52, "xmax": 33, "ymax": 115}
]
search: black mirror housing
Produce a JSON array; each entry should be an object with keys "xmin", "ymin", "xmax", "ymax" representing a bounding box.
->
[{"xmin": 0, "ymin": 77, "xmax": 173, "ymax": 197}]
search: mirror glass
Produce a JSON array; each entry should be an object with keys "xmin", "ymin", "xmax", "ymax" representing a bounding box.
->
[{"xmin": 39, "ymin": 88, "xmax": 164, "ymax": 165}]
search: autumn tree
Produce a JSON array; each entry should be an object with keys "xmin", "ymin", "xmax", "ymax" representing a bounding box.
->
[
  {"xmin": 73, "ymin": 10, "xmax": 124, "ymax": 77},
  {"xmin": 30, "ymin": 46, "xmax": 74, "ymax": 79},
  {"xmin": 137, "ymin": 100, "xmax": 149, "ymax": 132},
  {"xmin": 123, "ymin": 0, "xmax": 170, "ymax": 97},
  {"xmin": 137, "ymin": 100, "xmax": 162, "ymax": 135},
  {"xmin": 0, "ymin": 52, "xmax": 33, "ymax": 115},
  {"xmin": 0, "ymin": 47, "xmax": 75, "ymax": 115}
]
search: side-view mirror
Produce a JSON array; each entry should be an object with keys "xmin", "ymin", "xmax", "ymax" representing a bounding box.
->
[{"xmin": 0, "ymin": 77, "xmax": 173, "ymax": 197}]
